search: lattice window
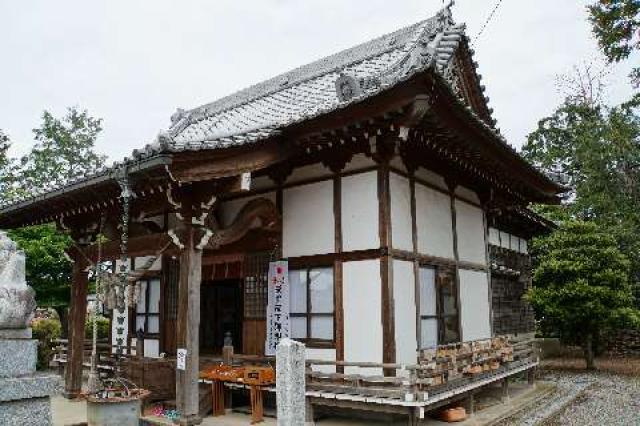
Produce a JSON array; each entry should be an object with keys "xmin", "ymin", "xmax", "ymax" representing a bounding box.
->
[
  {"xmin": 243, "ymin": 252, "xmax": 271, "ymax": 319},
  {"xmin": 165, "ymin": 257, "xmax": 179, "ymax": 320}
]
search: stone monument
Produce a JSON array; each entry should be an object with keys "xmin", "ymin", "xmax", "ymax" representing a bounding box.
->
[
  {"xmin": 0, "ymin": 232, "xmax": 62, "ymax": 426},
  {"xmin": 276, "ymin": 338, "xmax": 310, "ymax": 426}
]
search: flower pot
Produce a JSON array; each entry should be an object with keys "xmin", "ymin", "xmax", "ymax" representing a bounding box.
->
[{"xmin": 86, "ymin": 389, "xmax": 150, "ymax": 426}]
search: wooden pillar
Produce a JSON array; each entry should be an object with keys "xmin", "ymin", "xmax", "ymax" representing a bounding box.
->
[
  {"xmin": 378, "ymin": 161, "xmax": 396, "ymax": 375},
  {"xmin": 447, "ymin": 180, "xmax": 464, "ymax": 342},
  {"xmin": 64, "ymin": 253, "xmax": 89, "ymax": 398},
  {"xmin": 176, "ymin": 224, "xmax": 203, "ymax": 425},
  {"xmin": 333, "ymin": 174, "xmax": 345, "ymax": 372}
]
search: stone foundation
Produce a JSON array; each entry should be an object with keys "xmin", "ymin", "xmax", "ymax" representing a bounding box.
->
[
  {"xmin": 0, "ymin": 329, "xmax": 62, "ymax": 426},
  {"xmin": 0, "ymin": 397, "xmax": 53, "ymax": 426},
  {"xmin": 604, "ymin": 329, "xmax": 640, "ymax": 356}
]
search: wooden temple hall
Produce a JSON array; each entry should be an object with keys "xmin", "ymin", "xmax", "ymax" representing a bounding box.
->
[{"xmin": 0, "ymin": 4, "xmax": 562, "ymax": 425}]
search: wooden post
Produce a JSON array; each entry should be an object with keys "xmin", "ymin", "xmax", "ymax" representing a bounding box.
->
[
  {"xmin": 176, "ymin": 224, "xmax": 203, "ymax": 426},
  {"xmin": 464, "ymin": 391, "xmax": 476, "ymax": 415},
  {"xmin": 378, "ymin": 162, "xmax": 396, "ymax": 376},
  {"xmin": 64, "ymin": 253, "xmax": 89, "ymax": 398},
  {"xmin": 527, "ymin": 367, "xmax": 536, "ymax": 386},
  {"xmin": 501, "ymin": 377, "xmax": 510, "ymax": 402}
]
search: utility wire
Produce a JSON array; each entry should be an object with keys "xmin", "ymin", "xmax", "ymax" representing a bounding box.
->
[{"xmin": 473, "ymin": 0, "xmax": 505, "ymax": 44}]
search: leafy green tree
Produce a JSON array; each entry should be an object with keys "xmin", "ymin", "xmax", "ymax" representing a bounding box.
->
[
  {"xmin": 588, "ymin": 0, "xmax": 640, "ymax": 87},
  {"xmin": 4, "ymin": 108, "xmax": 106, "ymax": 331},
  {"xmin": 8, "ymin": 224, "xmax": 72, "ymax": 309},
  {"xmin": 19, "ymin": 107, "xmax": 106, "ymax": 191},
  {"xmin": 0, "ymin": 129, "xmax": 20, "ymax": 204},
  {"xmin": 523, "ymin": 93, "xmax": 640, "ymax": 299},
  {"xmin": 527, "ymin": 221, "xmax": 640, "ymax": 369}
]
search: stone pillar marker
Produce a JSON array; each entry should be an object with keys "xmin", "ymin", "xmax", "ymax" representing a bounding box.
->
[
  {"xmin": 276, "ymin": 338, "xmax": 307, "ymax": 426},
  {"xmin": 0, "ymin": 232, "xmax": 62, "ymax": 425}
]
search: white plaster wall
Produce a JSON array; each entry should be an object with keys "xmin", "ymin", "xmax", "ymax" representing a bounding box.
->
[
  {"xmin": 390, "ymin": 173, "xmax": 413, "ymax": 252},
  {"xmin": 455, "ymin": 200, "xmax": 487, "ymax": 265},
  {"xmin": 286, "ymin": 163, "xmax": 332, "ymax": 184},
  {"xmin": 130, "ymin": 338, "xmax": 160, "ymax": 358},
  {"xmin": 341, "ymin": 172, "xmax": 379, "ymax": 252},
  {"xmin": 415, "ymin": 167, "xmax": 448, "ymax": 190},
  {"xmin": 393, "ymin": 260, "xmax": 417, "ymax": 367},
  {"xmin": 415, "ymin": 183, "xmax": 454, "ymax": 259},
  {"xmin": 488, "ymin": 227, "xmax": 500, "ymax": 246},
  {"xmin": 218, "ymin": 192, "xmax": 277, "ymax": 228},
  {"xmin": 283, "ymin": 181, "xmax": 334, "ymax": 257},
  {"xmin": 306, "ymin": 348, "xmax": 336, "ymax": 374},
  {"xmin": 343, "ymin": 259, "xmax": 382, "ymax": 375},
  {"xmin": 500, "ymin": 231, "xmax": 510, "ymax": 249},
  {"xmin": 510, "ymin": 235, "xmax": 520, "ymax": 252},
  {"xmin": 459, "ymin": 269, "xmax": 492, "ymax": 341},
  {"xmin": 389, "ymin": 155, "xmax": 408, "ymax": 173},
  {"xmin": 343, "ymin": 153, "xmax": 376, "ymax": 173},
  {"xmin": 133, "ymin": 256, "xmax": 161, "ymax": 271},
  {"xmin": 455, "ymin": 186, "xmax": 480, "ymax": 204}
]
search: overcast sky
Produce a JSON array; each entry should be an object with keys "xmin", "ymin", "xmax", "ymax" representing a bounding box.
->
[{"xmin": 0, "ymin": 0, "xmax": 636, "ymax": 163}]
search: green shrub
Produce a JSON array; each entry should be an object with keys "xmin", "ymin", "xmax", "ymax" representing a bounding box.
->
[
  {"xmin": 85, "ymin": 315, "xmax": 110, "ymax": 340},
  {"xmin": 31, "ymin": 318, "xmax": 62, "ymax": 370}
]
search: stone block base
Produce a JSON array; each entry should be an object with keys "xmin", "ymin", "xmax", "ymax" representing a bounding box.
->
[
  {"xmin": 0, "ymin": 374, "xmax": 63, "ymax": 402},
  {"xmin": 0, "ymin": 397, "xmax": 53, "ymax": 426},
  {"xmin": 0, "ymin": 338, "xmax": 37, "ymax": 378},
  {"xmin": 0, "ymin": 328, "xmax": 32, "ymax": 339}
]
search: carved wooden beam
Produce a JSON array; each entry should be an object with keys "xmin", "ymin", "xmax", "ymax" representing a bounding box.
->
[
  {"xmin": 168, "ymin": 140, "xmax": 292, "ymax": 183},
  {"xmin": 206, "ymin": 197, "xmax": 280, "ymax": 250}
]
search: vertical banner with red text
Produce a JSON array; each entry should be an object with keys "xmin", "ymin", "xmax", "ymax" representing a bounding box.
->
[{"xmin": 265, "ymin": 261, "xmax": 290, "ymax": 356}]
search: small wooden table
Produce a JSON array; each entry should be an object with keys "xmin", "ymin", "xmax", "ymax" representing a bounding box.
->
[{"xmin": 200, "ymin": 375, "xmax": 274, "ymax": 424}]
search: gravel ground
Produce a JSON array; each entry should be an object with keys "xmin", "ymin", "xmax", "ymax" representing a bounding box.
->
[{"xmin": 497, "ymin": 370, "xmax": 640, "ymax": 426}]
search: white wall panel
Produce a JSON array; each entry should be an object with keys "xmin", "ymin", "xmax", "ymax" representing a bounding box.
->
[
  {"xmin": 343, "ymin": 259, "xmax": 382, "ymax": 375},
  {"xmin": 283, "ymin": 181, "xmax": 334, "ymax": 257},
  {"xmin": 343, "ymin": 153, "xmax": 376, "ymax": 173},
  {"xmin": 219, "ymin": 192, "xmax": 277, "ymax": 228},
  {"xmin": 393, "ymin": 260, "xmax": 417, "ymax": 367},
  {"xmin": 286, "ymin": 163, "xmax": 332, "ymax": 184},
  {"xmin": 415, "ymin": 167, "xmax": 448, "ymax": 190},
  {"xmin": 455, "ymin": 186, "xmax": 480, "ymax": 204},
  {"xmin": 342, "ymin": 172, "xmax": 379, "ymax": 252},
  {"xmin": 306, "ymin": 348, "xmax": 336, "ymax": 374},
  {"xmin": 415, "ymin": 183, "xmax": 454, "ymax": 259},
  {"xmin": 499, "ymin": 231, "xmax": 509, "ymax": 249},
  {"xmin": 455, "ymin": 200, "xmax": 487, "ymax": 264},
  {"xmin": 134, "ymin": 256, "xmax": 162, "ymax": 271},
  {"xmin": 390, "ymin": 173, "xmax": 413, "ymax": 252},
  {"xmin": 488, "ymin": 227, "xmax": 500, "ymax": 247},
  {"xmin": 459, "ymin": 270, "xmax": 492, "ymax": 341},
  {"xmin": 390, "ymin": 155, "xmax": 408, "ymax": 173}
]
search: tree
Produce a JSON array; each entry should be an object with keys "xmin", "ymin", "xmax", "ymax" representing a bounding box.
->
[
  {"xmin": 522, "ymin": 87, "xmax": 640, "ymax": 299},
  {"xmin": 7, "ymin": 224, "xmax": 72, "ymax": 309},
  {"xmin": 526, "ymin": 221, "xmax": 640, "ymax": 369},
  {"xmin": 0, "ymin": 129, "xmax": 20, "ymax": 204},
  {"xmin": 6, "ymin": 108, "xmax": 106, "ymax": 326},
  {"xmin": 19, "ymin": 107, "xmax": 106, "ymax": 192},
  {"xmin": 588, "ymin": 0, "xmax": 640, "ymax": 87}
]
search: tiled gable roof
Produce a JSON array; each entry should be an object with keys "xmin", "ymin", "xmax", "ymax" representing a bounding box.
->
[
  {"xmin": 2, "ymin": 4, "xmax": 506, "ymax": 211},
  {"xmin": 161, "ymin": 5, "xmax": 467, "ymax": 152}
]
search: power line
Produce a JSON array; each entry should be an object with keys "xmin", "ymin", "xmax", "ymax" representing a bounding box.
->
[{"xmin": 473, "ymin": 0, "xmax": 506, "ymax": 44}]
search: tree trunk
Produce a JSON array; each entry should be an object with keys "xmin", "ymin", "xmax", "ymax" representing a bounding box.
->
[
  {"xmin": 55, "ymin": 306, "xmax": 69, "ymax": 338},
  {"xmin": 584, "ymin": 333, "xmax": 595, "ymax": 370}
]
